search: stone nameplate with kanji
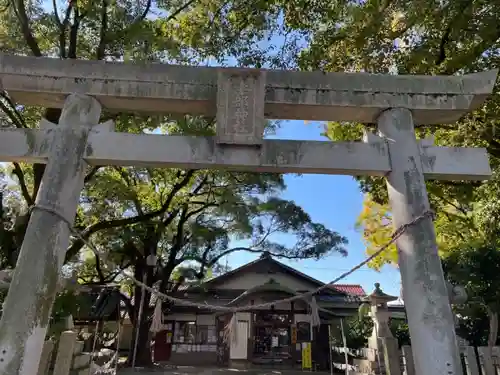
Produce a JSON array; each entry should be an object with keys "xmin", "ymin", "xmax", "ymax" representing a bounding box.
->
[{"xmin": 216, "ymin": 69, "xmax": 266, "ymax": 146}]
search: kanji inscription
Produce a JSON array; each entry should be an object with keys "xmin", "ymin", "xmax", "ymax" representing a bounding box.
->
[{"xmin": 216, "ymin": 69, "xmax": 265, "ymax": 146}]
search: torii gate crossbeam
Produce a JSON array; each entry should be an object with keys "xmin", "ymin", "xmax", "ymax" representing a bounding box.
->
[
  {"xmin": 0, "ymin": 54, "xmax": 496, "ymax": 124},
  {"xmin": 0, "ymin": 54, "xmax": 496, "ymax": 375}
]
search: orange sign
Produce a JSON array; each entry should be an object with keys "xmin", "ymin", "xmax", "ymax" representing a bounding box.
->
[{"xmin": 291, "ymin": 325, "xmax": 297, "ymax": 344}]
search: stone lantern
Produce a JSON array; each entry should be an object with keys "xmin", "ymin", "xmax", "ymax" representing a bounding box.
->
[
  {"xmin": 352, "ymin": 283, "xmax": 399, "ymax": 375},
  {"xmin": 363, "ymin": 283, "xmax": 398, "ymax": 350}
]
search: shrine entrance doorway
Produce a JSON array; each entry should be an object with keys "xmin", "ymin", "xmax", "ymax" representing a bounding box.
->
[{"xmin": 252, "ymin": 311, "xmax": 293, "ymax": 366}]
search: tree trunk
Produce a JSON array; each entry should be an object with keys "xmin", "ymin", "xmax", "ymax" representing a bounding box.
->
[
  {"xmin": 487, "ymin": 306, "xmax": 498, "ymax": 347},
  {"xmin": 127, "ymin": 259, "xmax": 155, "ymax": 367},
  {"xmin": 129, "ymin": 314, "xmax": 153, "ymax": 366}
]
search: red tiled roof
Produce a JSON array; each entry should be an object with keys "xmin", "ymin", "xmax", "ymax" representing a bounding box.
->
[{"xmin": 331, "ymin": 284, "xmax": 366, "ymax": 296}]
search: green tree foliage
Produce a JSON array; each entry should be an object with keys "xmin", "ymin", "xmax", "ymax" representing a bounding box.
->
[
  {"xmin": 335, "ymin": 316, "xmax": 409, "ymax": 350},
  {"xmin": 442, "ymin": 245, "xmax": 500, "ymax": 347},
  {"xmin": 298, "ymin": 0, "xmax": 500, "ymax": 250},
  {"xmin": 355, "ymin": 195, "xmax": 396, "ymax": 269},
  {"xmin": 389, "ymin": 319, "xmax": 410, "ymax": 348},
  {"xmin": 344, "ymin": 316, "xmax": 373, "ymax": 350},
  {"xmin": 0, "ymin": 0, "xmax": 351, "ymax": 366},
  {"xmin": 455, "ymin": 304, "xmax": 493, "ymax": 347},
  {"xmin": 355, "ymin": 196, "xmax": 500, "ymax": 347},
  {"xmin": 355, "ymin": 194, "xmax": 480, "ymax": 269},
  {"xmin": 288, "ymin": 0, "xmax": 500, "ymax": 272}
]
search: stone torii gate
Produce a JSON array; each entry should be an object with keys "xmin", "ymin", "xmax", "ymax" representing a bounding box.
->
[{"xmin": 0, "ymin": 53, "xmax": 496, "ymax": 375}]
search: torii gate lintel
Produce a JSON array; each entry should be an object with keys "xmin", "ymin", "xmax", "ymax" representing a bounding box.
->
[{"xmin": 0, "ymin": 127, "xmax": 492, "ymax": 179}]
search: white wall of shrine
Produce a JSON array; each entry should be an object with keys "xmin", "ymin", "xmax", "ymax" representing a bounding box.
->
[
  {"xmin": 161, "ymin": 313, "xmax": 216, "ymax": 324},
  {"xmin": 219, "ymin": 273, "xmax": 318, "ymax": 292}
]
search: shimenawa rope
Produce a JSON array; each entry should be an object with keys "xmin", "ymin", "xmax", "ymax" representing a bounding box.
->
[{"xmin": 30, "ymin": 204, "xmax": 434, "ymax": 313}]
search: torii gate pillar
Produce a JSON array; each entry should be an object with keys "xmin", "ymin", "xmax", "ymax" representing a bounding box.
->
[{"xmin": 378, "ymin": 108, "xmax": 461, "ymax": 375}]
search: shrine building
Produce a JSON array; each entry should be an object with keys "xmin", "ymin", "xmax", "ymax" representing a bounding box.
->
[{"xmin": 151, "ymin": 253, "xmax": 399, "ymax": 369}]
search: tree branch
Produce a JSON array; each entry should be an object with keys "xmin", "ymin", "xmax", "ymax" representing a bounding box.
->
[
  {"xmin": 435, "ymin": 0, "xmax": 474, "ymax": 66},
  {"xmin": 116, "ymin": 0, "xmax": 153, "ymax": 34},
  {"xmin": 159, "ymin": 206, "xmax": 195, "ymax": 287},
  {"xmin": 120, "ymin": 293, "xmax": 135, "ymax": 324},
  {"xmin": 84, "ymin": 167, "xmax": 101, "ymax": 184},
  {"xmin": 96, "ymin": 0, "xmax": 109, "ymax": 60},
  {"xmin": 179, "ymin": 247, "xmax": 313, "ymax": 269},
  {"xmin": 193, "ymin": 244, "xmax": 214, "ymax": 278},
  {"xmin": 164, "ymin": 0, "xmax": 197, "ymax": 22},
  {"xmin": 171, "ymin": 205, "xmax": 190, "ymax": 252},
  {"xmin": 0, "ymin": 94, "xmax": 34, "ymax": 204},
  {"xmin": 58, "ymin": 3, "xmax": 73, "ymax": 58},
  {"xmin": 67, "ymin": 7, "xmax": 81, "ymax": 59},
  {"xmin": 104, "ymin": 264, "xmax": 130, "ymax": 283},
  {"xmin": 436, "ymin": 25, "xmax": 452, "ymax": 66},
  {"xmin": 13, "ymin": 0, "xmax": 42, "ymax": 56},
  {"xmin": 0, "ymin": 93, "xmax": 26, "ymax": 129},
  {"xmin": 12, "ymin": 163, "xmax": 34, "ymax": 206},
  {"xmin": 115, "ymin": 167, "xmax": 144, "ymax": 215},
  {"xmin": 441, "ymin": 22, "xmax": 500, "ymax": 75},
  {"xmin": 191, "ymin": 175, "xmax": 209, "ymax": 195},
  {"xmin": 65, "ymin": 170, "xmax": 195, "ymax": 260},
  {"xmin": 435, "ymin": 193, "xmax": 470, "ymax": 217},
  {"xmin": 92, "ymin": 250, "xmax": 106, "ymax": 283},
  {"xmin": 52, "ymin": 0, "xmax": 62, "ymax": 28}
]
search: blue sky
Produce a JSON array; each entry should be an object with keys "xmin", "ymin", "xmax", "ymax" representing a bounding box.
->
[{"xmin": 225, "ymin": 120, "xmax": 402, "ymax": 297}]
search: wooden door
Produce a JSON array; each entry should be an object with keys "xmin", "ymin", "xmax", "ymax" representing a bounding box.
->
[{"xmin": 154, "ymin": 323, "xmax": 173, "ymax": 362}]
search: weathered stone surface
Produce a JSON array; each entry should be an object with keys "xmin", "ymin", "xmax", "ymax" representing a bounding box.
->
[
  {"xmin": 378, "ymin": 108, "xmax": 462, "ymax": 375},
  {"xmin": 0, "ymin": 94, "xmax": 103, "ymax": 375},
  {"xmin": 0, "ymin": 54, "xmax": 496, "ymax": 124},
  {"xmin": 72, "ymin": 353, "xmax": 91, "ymax": 369},
  {"xmin": 216, "ymin": 69, "xmax": 265, "ymax": 145},
  {"xmin": 0, "ymin": 128, "xmax": 492, "ymax": 179},
  {"xmin": 401, "ymin": 346, "xmax": 415, "ymax": 375},
  {"xmin": 365, "ymin": 131, "xmax": 492, "ymax": 180},
  {"xmin": 36, "ymin": 340, "xmax": 54, "ymax": 375},
  {"xmin": 0, "ymin": 128, "xmax": 389, "ymax": 175},
  {"xmin": 73, "ymin": 341, "xmax": 85, "ymax": 355},
  {"xmin": 53, "ymin": 331, "xmax": 78, "ymax": 375}
]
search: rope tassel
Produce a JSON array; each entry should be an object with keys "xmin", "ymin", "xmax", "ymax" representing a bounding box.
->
[{"xmin": 150, "ymin": 298, "xmax": 163, "ymax": 334}]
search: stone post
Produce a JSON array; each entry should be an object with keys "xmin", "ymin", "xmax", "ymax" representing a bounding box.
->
[
  {"xmin": 36, "ymin": 340, "xmax": 55, "ymax": 375},
  {"xmin": 377, "ymin": 108, "xmax": 461, "ymax": 375},
  {"xmin": 401, "ymin": 346, "xmax": 415, "ymax": 375},
  {"xmin": 53, "ymin": 331, "xmax": 77, "ymax": 375},
  {"xmin": 365, "ymin": 283, "xmax": 397, "ymax": 351},
  {"xmin": 381, "ymin": 337, "xmax": 402, "ymax": 375},
  {"xmin": 356, "ymin": 283, "xmax": 398, "ymax": 374},
  {"xmin": 0, "ymin": 94, "xmax": 102, "ymax": 375}
]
